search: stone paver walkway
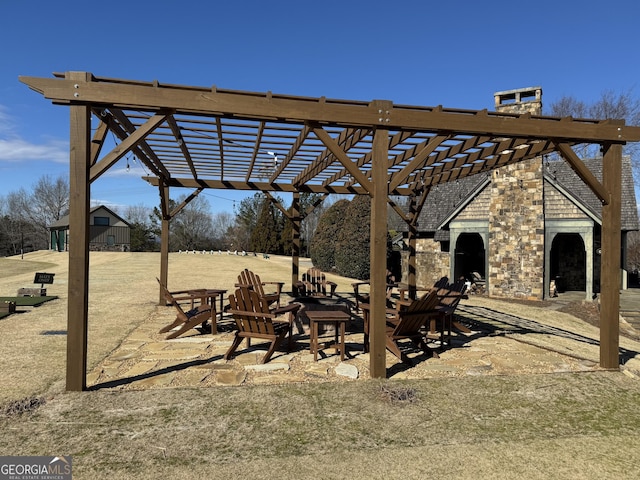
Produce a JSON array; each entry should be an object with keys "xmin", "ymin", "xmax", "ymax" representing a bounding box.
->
[{"xmin": 87, "ymin": 293, "xmax": 640, "ymax": 391}]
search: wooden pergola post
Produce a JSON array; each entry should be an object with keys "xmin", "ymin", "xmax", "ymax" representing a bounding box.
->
[
  {"xmin": 369, "ymin": 116, "xmax": 390, "ymax": 378},
  {"xmin": 600, "ymin": 143, "xmax": 622, "ymax": 369},
  {"xmin": 158, "ymin": 184, "xmax": 170, "ymax": 304},
  {"xmin": 291, "ymin": 192, "xmax": 301, "ymax": 295},
  {"xmin": 407, "ymin": 195, "xmax": 418, "ymax": 300},
  {"xmin": 66, "ymin": 74, "xmax": 92, "ymax": 391}
]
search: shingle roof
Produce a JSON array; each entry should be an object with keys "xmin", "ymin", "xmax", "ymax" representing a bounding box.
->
[
  {"xmin": 544, "ymin": 156, "xmax": 639, "ymax": 230},
  {"xmin": 414, "ymin": 174, "xmax": 490, "ymax": 231},
  {"xmin": 49, "ymin": 205, "xmax": 131, "ymax": 229},
  {"xmin": 410, "ymin": 156, "xmax": 638, "ymax": 237}
]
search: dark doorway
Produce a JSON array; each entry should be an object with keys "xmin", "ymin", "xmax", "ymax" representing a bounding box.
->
[
  {"xmin": 550, "ymin": 233, "xmax": 586, "ymax": 292},
  {"xmin": 454, "ymin": 233, "xmax": 485, "ymax": 282}
]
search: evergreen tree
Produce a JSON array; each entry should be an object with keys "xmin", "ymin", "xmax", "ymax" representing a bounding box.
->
[
  {"xmin": 334, "ymin": 195, "xmax": 371, "ymax": 280},
  {"xmin": 250, "ymin": 199, "xmax": 282, "ymax": 254},
  {"xmin": 281, "ymin": 206, "xmax": 294, "ymax": 255},
  {"xmin": 309, "ymin": 199, "xmax": 350, "ymax": 271},
  {"xmin": 129, "ymin": 222, "xmax": 157, "ymax": 251},
  {"xmin": 232, "ymin": 193, "xmax": 265, "ymax": 251}
]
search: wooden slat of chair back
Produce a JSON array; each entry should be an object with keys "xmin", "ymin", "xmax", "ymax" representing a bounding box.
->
[
  {"xmin": 226, "ymin": 286, "xmax": 291, "ymax": 363},
  {"xmin": 392, "ymin": 313, "xmax": 426, "ymax": 337},
  {"xmin": 156, "ymin": 278, "xmax": 174, "ymax": 305},
  {"xmin": 406, "ymin": 289, "xmax": 440, "ymax": 313},
  {"xmin": 436, "ymin": 280, "xmax": 467, "ymax": 308},
  {"xmin": 393, "ymin": 290, "xmax": 440, "ymax": 335},
  {"xmin": 228, "ymin": 287, "xmax": 276, "ymax": 336},
  {"xmin": 299, "ymin": 267, "xmax": 336, "ymax": 297},
  {"xmin": 305, "ymin": 268, "xmax": 325, "ymax": 288},
  {"xmin": 238, "ymin": 269, "xmax": 265, "ymax": 297},
  {"xmin": 156, "ymin": 277, "xmax": 214, "ymax": 339},
  {"xmin": 237, "ymin": 268, "xmax": 282, "ymax": 308}
]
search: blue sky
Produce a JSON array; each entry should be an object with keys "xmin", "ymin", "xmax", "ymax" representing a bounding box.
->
[{"xmin": 2, "ymin": 0, "xmax": 639, "ymax": 216}]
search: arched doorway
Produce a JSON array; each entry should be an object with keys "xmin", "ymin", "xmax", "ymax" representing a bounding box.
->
[
  {"xmin": 454, "ymin": 233, "xmax": 486, "ymax": 282},
  {"xmin": 550, "ymin": 233, "xmax": 586, "ymax": 292}
]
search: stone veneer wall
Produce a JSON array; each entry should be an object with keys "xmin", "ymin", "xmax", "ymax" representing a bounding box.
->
[
  {"xmin": 401, "ymin": 238, "xmax": 450, "ymax": 287},
  {"xmin": 488, "ymin": 159, "xmax": 545, "ymax": 299}
]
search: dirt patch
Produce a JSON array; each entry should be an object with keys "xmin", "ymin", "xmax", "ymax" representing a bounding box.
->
[
  {"xmin": 1, "ymin": 396, "xmax": 46, "ymax": 417},
  {"xmin": 558, "ymin": 301, "xmax": 601, "ymax": 328}
]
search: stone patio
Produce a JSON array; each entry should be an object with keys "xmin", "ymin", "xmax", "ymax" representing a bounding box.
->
[{"xmin": 87, "ymin": 294, "xmax": 640, "ymax": 391}]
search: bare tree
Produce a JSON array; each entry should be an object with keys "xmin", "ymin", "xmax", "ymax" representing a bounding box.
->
[
  {"xmin": 548, "ymin": 89, "xmax": 640, "ymax": 181},
  {"xmin": 2, "ymin": 175, "xmax": 69, "ymax": 251},
  {"xmin": 6, "ymin": 188, "xmax": 44, "ymax": 251},
  {"xmin": 124, "ymin": 204, "xmax": 152, "ymax": 226},
  {"xmin": 170, "ymin": 194, "xmax": 215, "ymax": 251},
  {"xmin": 211, "ymin": 211, "xmax": 234, "ymax": 249},
  {"xmin": 32, "ymin": 175, "xmax": 70, "ymax": 224}
]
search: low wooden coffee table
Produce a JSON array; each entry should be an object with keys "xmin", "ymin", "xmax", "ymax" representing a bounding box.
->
[{"xmin": 306, "ymin": 310, "xmax": 351, "ymax": 361}]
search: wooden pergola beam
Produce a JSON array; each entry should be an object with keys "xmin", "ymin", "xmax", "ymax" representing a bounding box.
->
[
  {"xmin": 90, "ymin": 113, "xmax": 167, "ymax": 182},
  {"xmin": 20, "ymin": 74, "xmax": 640, "ymax": 143},
  {"xmin": 554, "ymin": 141, "xmax": 610, "ymax": 204},
  {"xmin": 142, "ymin": 176, "xmax": 383, "ymax": 195}
]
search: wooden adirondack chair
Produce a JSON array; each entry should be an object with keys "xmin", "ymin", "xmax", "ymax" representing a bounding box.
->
[
  {"xmin": 424, "ymin": 280, "xmax": 468, "ymax": 346},
  {"xmin": 352, "ymin": 270, "xmax": 397, "ymax": 311},
  {"xmin": 157, "ymin": 279, "xmax": 214, "ymax": 340},
  {"xmin": 237, "ymin": 269, "xmax": 283, "ymax": 308},
  {"xmin": 296, "ymin": 267, "xmax": 337, "ymax": 297},
  {"xmin": 224, "ymin": 286, "xmax": 296, "ymax": 364},
  {"xmin": 362, "ymin": 289, "xmax": 440, "ymax": 364}
]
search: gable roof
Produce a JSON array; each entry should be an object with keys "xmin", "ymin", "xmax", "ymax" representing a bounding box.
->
[
  {"xmin": 49, "ymin": 205, "xmax": 131, "ymax": 229},
  {"xmin": 410, "ymin": 156, "xmax": 639, "ymax": 238},
  {"xmin": 544, "ymin": 157, "xmax": 639, "ymax": 230}
]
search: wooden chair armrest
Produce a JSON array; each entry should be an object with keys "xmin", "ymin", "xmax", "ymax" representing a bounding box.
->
[
  {"xmin": 361, "ymin": 301, "xmax": 397, "ymax": 311},
  {"xmin": 398, "ymin": 286, "xmax": 434, "ymax": 301},
  {"xmin": 262, "ymin": 281, "xmax": 283, "ymax": 293},
  {"xmin": 352, "ymin": 282, "xmax": 370, "ymax": 296},
  {"xmin": 394, "ymin": 298, "xmax": 413, "ymax": 309},
  {"xmin": 228, "ymin": 309, "xmax": 276, "ymax": 319},
  {"xmin": 272, "ymin": 303, "xmax": 300, "ymax": 316}
]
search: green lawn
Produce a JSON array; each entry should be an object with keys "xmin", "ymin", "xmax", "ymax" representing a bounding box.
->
[{"xmin": 0, "ymin": 296, "xmax": 59, "ymax": 307}]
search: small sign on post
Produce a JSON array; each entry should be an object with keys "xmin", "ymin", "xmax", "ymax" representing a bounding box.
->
[
  {"xmin": 34, "ymin": 272, "xmax": 55, "ymax": 285},
  {"xmin": 18, "ymin": 273, "xmax": 56, "ymax": 297}
]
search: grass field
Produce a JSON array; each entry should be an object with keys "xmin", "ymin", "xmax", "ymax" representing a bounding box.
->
[{"xmin": 2, "ymin": 251, "xmax": 640, "ymax": 479}]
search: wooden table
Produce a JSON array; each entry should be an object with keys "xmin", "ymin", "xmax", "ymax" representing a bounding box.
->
[
  {"xmin": 306, "ymin": 310, "xmax": 351, "ymax": 361},
  {"xmin": 183, "ymin": 288, "xmax": 227, "ymax": 334},
  {"xmin": 199, "ymin": 289, "xmax": 227, "ymax": 334}
]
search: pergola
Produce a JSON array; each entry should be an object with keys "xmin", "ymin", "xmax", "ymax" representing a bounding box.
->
[{"xmin": 20, "ymin": 71, "xmax": 640, "ymax": 391}]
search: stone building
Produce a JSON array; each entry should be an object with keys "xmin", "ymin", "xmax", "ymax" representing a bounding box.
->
[{"xmin": 401, "ymin": 87, "xmax": 639, "ymax": 301}]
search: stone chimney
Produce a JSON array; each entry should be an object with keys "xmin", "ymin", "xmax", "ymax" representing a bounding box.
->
[
  {"xmin": 488, "ymin": 87, "xmax": 545, "ymax": 300},
  {"xmin": 494, "ymin": 87, "xmax": 542, "ymax": 115}
]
